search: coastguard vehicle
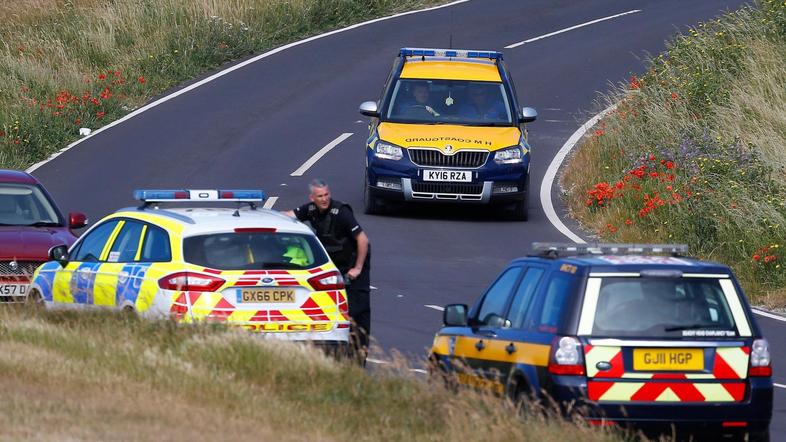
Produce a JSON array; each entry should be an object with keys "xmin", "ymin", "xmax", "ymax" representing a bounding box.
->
[
  {"xmin": 430, "ymin": 243, "xmax": 772, "ymax": 441},
  {"xmin": 28, "ymin": 190, "xmax": 350, "ymax": 352},
  {"xmin": 358, "ymin": 48, "xmax": 537, "ymax": 220}
]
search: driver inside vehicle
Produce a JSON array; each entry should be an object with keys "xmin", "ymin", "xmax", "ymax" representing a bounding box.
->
[{"xmin": 401, "ymin": 83, "xmax": 440, "ymax": 118}]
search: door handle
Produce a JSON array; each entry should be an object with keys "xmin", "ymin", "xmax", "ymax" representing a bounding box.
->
[
  {"xmin": 475, "ymin": 340, "xmax": 485, "ymax": 351},
  {"xmin": 505, "ymin": 343, "xmax": 517, "ymax": 355}
]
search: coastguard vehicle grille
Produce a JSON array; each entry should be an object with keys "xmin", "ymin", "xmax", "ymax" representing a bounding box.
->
[{"xmin": 408, "ymin": 149, "xmax": 487, "ymax": 168}]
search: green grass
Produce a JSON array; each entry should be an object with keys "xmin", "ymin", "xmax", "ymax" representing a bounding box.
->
[
  {"xmin": 0, "ymin": 0, "xmax": 447, "ymax": 170},
  {"xmin": 0, "ymin": 309, "xmax": 623, "ymax": 441},
  {"xmin": 562, "ymin": 1, "xmax": 786, "ymax": 306}
]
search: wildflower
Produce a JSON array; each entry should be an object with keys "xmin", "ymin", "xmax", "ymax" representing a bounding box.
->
[
  {"xmin": 649, "ymin": 154, "xmax": 656, "ymax": 161},
  {"xmin": 594, "ymin": 129, "xmax": 605, "ymax": 137},
  {"xmin": 625, "ymin": 219, "xmax": 633, "ymax": 225},
  {"xmin": 75, "ymin": 118, "xmax": 81, "ymax": 125},
  {"xmin": 650, "ymin": 172, "xmax": 659, "ymax": 178},
  {"xmin": 98, "ymin": 73, "xmax": 106, "ymax": 80},
  {"xmin": 114, "ymin": 70, "xmax": 121, "ymax": 77},
  {"xmin": 629, "ymin": 75, "xmax": 641, "ymax": 90},
  {"xmin": 138, "ymin": 76, "xmax": 146, "ymax": 84},
  {"xmin": 665, "ymin": 161, "xmax": 674, "ymax": 169},
  {"xmin": 91, "ymin": 98, "xmax": 100, "ymax": 105},
  {"xmin": 753, "ymin": 254, "xmax": 761, "ymax": 262},
  {"xmin": 671, "ymin": 92, "xmax": 679, "ymax": 100},
  {"xmin": 100, "ymin": 87, "xmax": 112, "ymax": 100},
  {"xmin": 96, "ymin": 111, "xmax": 105, "ymax": 119}
]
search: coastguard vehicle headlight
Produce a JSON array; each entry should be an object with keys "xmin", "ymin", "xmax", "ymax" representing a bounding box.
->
[
  {"xmin": 493, "ymin": 146, "xmax": 524, "ymax": 165},
  {"xmin": 375, "ymin": 141, "xmax": 403, "ymax": 161}
]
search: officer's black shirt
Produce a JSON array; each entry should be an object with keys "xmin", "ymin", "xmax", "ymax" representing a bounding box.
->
[{"xmin": 293, "ymin": 200, "xmax": 363, "ymax": 272}]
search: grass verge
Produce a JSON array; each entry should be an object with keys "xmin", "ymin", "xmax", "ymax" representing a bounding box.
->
[
  {"xmin": 0, "ymin": 309, "xmax": 622, "ymax": 441},
  {"xmin": 0, "ymin": 0, "xmax": 446, "ymax": 170},
  {"xmin": 562, "ymin": 1, "xmax": 786, "ymax": 304}
]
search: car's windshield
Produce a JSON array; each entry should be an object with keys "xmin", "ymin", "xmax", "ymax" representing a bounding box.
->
[
  {"xmin": 386, "ymin": 79, "xmax": 512, "ymax": 126},
  {"xmin": 183, "ymin": 231, "xmax": 329, "ymax": 270},
  {"xmin": 590, "ymin": 277, "xmax": 740, "ymax": 338},
  {"xmin": 0, "ymin": 183, "xmax": 61, "ymax": 227}
]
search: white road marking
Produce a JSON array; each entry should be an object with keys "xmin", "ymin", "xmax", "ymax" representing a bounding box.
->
[
  {"xmin": 25, "ymin": 0, "xmax": 471, "ymax": 174},
  {"xmin": 262, "ymin": 196, "xmax": 278, "ymax": 209},
  {"xmin": 370, "ymin": 285, "xmax": 378, "ymax": 290},
  {"xmin": 505, "ymin": 9, "xmax": 642, "ymax": 49},
  {"xmin": 410, "ymin": 369, "xmax": 428, "ymax": 374},
  {"xmin": 752, "ymin": 308, "xmax": 786, "ymax": 323},
  {"xmin": 366, "ymin": 358, "xmax": 388, "ymax": 365},
  {"xmin": 540, "ymin": 104, "xmax": 617, "ymax": 243},
  {"xmin": 290, "ymin": 133, "xmax": 353, "ymax": 177},
  {"xmin": 775, "ymin": 383, "xmax": 786, "ymax": 389},
  {"xmin": 425, "ymin": 304, "xmax": 445, "ymax": 312}
]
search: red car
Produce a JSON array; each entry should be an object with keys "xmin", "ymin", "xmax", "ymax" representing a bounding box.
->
[{"xmin": 0, "ymin": 169, "xmax": 86, "ymax": 302}]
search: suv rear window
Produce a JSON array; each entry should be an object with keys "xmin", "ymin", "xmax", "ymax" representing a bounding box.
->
[
  {"xmin": 590, "ymin": 277, "xmax": 738, "ymax": 338},
  {"xmin": 183, "ymin": 231, "xmax": 329, "ymax": 270}
]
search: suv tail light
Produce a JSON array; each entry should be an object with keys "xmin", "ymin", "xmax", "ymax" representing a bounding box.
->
[
  {"xmin": 548, "ymin": 336, "xmax": 586, "ymax": 376},
  {"xmin": 158, "ymin": 272, "xmax": 225, "ymax": 292},
  {"xmin": 308, "ymin": 270, "xmax": 345, "ymax": 291},
  {"xmin": 749, "ymin": 339, "xmax": 772, "ymax": 377}
]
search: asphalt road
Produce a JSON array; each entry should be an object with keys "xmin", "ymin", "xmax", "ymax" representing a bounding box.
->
[{"xmin": 30, "ymin": 0, "xmax": 785, "ymax": 438}]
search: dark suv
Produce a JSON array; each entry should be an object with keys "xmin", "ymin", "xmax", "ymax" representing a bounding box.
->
[
  {"xmin": 0, "ymin": 169, "xmax": 86, "ymax": 302},
  {"xmin": 430, "ymin": 243, "xmax": 772, "ymax": 441}
]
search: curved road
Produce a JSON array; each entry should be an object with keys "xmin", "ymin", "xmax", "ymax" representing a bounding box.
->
[{"xmin": 31, "ymin": 0, "xmax": 785, "ymax": 438}]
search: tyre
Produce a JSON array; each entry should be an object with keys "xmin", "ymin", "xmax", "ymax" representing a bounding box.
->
[{"xmin": 363, "ymin": 173, "xmax": 383, "ymax": 215}]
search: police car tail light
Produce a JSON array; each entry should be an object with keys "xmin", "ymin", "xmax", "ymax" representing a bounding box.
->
[
  {"xmin": 375, "ymin": 142, "xmax": 403, "ymax": 161},
  {"xmin": 493, "ymin": 147, "xmax": 523, "ymax": 165},
  {"xmin": 158, "ymin": 272, "xmax": 225, "ymax": 292},
  {"xmin": 749, "ymin": 339, "xmax": 772, "ymax": 377},
  {"xmin": 308, "ymin": 271, "xmax": 345, "ymax": 291},
  {"xmin": 548, "ymin": 336, "xmax": 586, "ymax": 376}
]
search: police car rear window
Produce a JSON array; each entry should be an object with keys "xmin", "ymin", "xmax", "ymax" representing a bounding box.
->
[
  {"xmin": 183, "ymin": 232, "xmax": 329, "ymax": 270},
  {"xmin": 589, "ymin": 277, "xmax": 739, "ymax": 338}
]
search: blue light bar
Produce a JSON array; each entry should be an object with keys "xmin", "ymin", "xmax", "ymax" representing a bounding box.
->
[
  {"xmin": 133, "ymin": 189, "xmax": 266, "ymax": 203},
  {"xmin": 399, "ymin": 47, "xmax": 502, "ymax": 60}
]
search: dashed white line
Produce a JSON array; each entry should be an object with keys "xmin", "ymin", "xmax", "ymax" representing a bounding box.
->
[
  {"xmin": 424, "ymin": 304, "xmax": 445, "ymax": 312},
  {"xmin": 290, "ymin": 133, "xmax": 353, "ymax": 177},
  {"xmin": 410, "ymin": 369, "xmax": 428, "ymax": 374},
  {"xmin": 26, "ymin": 0, "xmax": 471, "ymax": 174},
  {"xmin": 262, "ymin": 196, "xmax": 278, "ymax": 209},
  {"xmin": 366, "ymin": 358, "xmax": 387, "ymax": 365},
  {"xmin": 752, "ymin": 308, "xmax": 786, "ymax": 323},
  {"xmin": 775, "ymin": 383, "xmax": 786, "ymax": 389},
  {"xmin": 505, "ymin": 9, "xmax": 642, "ymax": 49}
]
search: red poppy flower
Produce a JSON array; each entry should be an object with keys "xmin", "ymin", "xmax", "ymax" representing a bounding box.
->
[
  {"xmin": 98, "ymin": 73, "xmax": 106, "ymax": 80},
  {"xmin": 96, "ymin": 111, "xmax": 105, "ymax": 119},
  {"xmin": 138, "ymin": 76, "xmax": 146, "ymax": 84},
  {"xmin": 753, "ymin": 254, "xmax": 761, "ymax": 262},
  {"xmin": 625, "ymin": 219, "xmax": 633, "ymax": 225}
]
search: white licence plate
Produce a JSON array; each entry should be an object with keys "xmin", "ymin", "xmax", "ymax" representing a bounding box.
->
[
  {"xmin": 423, "ymin": 170, "xmax": 472, "ymax": 182},
  {"xmin": 0, "ymin": 284, "xmax": 27, "ymax": 296}
]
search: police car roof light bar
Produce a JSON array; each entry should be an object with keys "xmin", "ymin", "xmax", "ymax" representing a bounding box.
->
[
  {"xmin": 134, "ymin": 189, "xmax": 266, "ymax": 211},
  {"xmin": 399, "ymin": 47, "xmax": 503, "ymax": 61},
  {"xmin": 532, "ymin": 242, "xmax": 689, "ymax": 259}
]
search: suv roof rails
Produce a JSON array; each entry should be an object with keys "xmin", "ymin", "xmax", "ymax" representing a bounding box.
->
[{"xmin": 531, "ymin": 242, "xmax": 689, "ymax": 259}]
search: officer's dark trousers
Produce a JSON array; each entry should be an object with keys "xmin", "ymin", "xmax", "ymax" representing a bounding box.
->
[{"xmin": 347, "ymin": 253, "xmax": 371, "ymax": 353}]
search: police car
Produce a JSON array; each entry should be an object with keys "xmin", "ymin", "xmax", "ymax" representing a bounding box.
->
[
  {"xmin": 358, "ymin": 48, "xmax": 537, "ymax": 220},
  {"xmin": 28, "ymin": 190, "xmax": 350, "ymax": 351},
  {"xmin": 430, "ymin": 243, "xmax": 772, "ymax": 441}
]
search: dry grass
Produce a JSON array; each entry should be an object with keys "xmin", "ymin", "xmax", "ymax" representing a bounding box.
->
[{"xmin": 0, "ymin": 309, "xmax": 623, "ymax": 441}]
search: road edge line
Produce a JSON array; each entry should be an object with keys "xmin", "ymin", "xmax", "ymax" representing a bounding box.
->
[
  {"xmin": 291, "ymin": 133, "xmax": 353, "ymax": 177},
  {"xmin": 505, "ymin": 9, "xmax": 642, "ymax": 49},
  {"xmin": 539, "ymin": 104, "xmax": 617, "ymax": 244},
  {"xmin": 752, "ymin": 307, "xmax": 786, "ymax": 323}
]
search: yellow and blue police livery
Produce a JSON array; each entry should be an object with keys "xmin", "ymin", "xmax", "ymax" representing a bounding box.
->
[
  {"xmin": 358, "ymin": 48, "xmax": 537, "ymax": 220},
  {"xmin": 29, "ymin": 189, "xmax": 351, "ymax": 351},
  {"xmin": 431, "ymin": 243, "xmax": 772, "ymax": 441}
]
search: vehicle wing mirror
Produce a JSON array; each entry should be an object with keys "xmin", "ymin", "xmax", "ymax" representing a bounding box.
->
[
  {"xmin": 359, "ymin": 101, "xmax": 380, "ymax": 118},
  {"xmin": 520, "ymin": 107, "xmax": 538, "ymax": 123},
  {"xmin": 69, "ymin": 212, "xmax": 88, "ymax": 229},
  {"xmin": 48, "ymin": 244, "xmax": 70, "ymax": 267},
  {"xmin": 443, "ymin": 303, "xmax": 468, "ymax": 327}
]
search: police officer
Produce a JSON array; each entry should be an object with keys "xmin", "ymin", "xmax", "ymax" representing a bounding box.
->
[{"xmin": 284, "ymin": 179, "xmax": 371, "ymax": 362}]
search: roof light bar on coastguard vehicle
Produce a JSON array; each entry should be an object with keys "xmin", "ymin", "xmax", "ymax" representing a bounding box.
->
[
  {"xmin": 532, "ymin": 243, "xmax": 689, "ymax": 259},
  {"xmin": 133, "ymin": 189, "xmax": 266, "ymax": 213},
  {"xmin": 399, "ymin": 47, "xmax": 503, "ymax": 61}
]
